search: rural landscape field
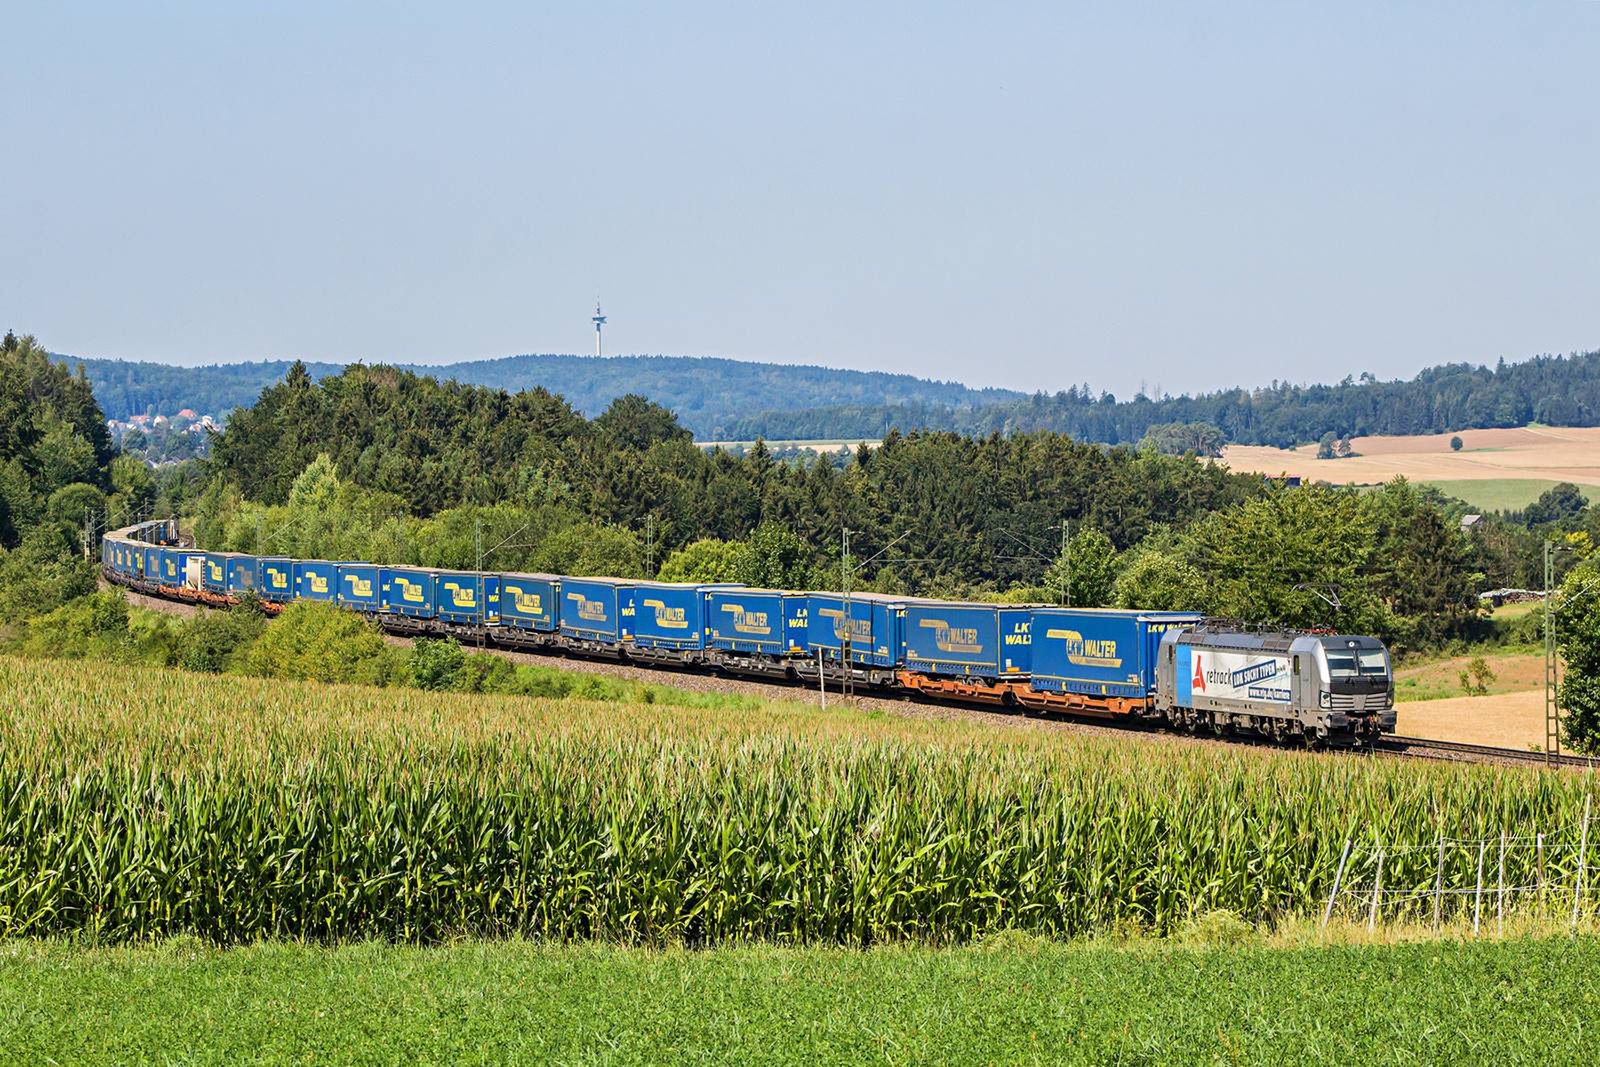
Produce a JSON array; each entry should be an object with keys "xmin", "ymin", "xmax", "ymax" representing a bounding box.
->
[
  {"xmin": 1224, "ymin": 426, "xmax": 1600, "ymax": 511},
  {"xmin": 9, "ymin": 3, "xmax": 1600, "ymax": 1062}
]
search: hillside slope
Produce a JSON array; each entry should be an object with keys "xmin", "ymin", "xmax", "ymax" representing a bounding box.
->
[
  {"xmin": 716, "ymin": 350, "xmax": 1600, "ymax": 448},
  {"xmin": 67, "ymin": 352, "xmax": 1020, "ymax": 437},
  {"xmin": 62, "ymin": 345, "xmax": 1600, "ymax": 449}
]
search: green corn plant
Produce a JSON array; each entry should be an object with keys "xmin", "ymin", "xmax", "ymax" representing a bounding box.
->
[{"xmin": 0, "ymin": 655, "xmax": 1593, "ymax": 945}]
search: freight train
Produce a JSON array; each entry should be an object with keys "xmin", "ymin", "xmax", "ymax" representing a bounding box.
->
[{"xmin": 102, "ymin": 520, "xmax": 1397, "ymax": 747}]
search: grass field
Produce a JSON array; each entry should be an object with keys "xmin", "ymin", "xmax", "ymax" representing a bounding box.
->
[
  {"xmin": 3, "ymin": 935, "xmax": 1597, "ymax": 1063},
  {"xmin": 1423, "ymin": 478, "xmax": 1591, "ymax": 512},
  {"xmin": 1, "ymin": 654, "xmax": 1593, "ymax": 946},
  {"xmin": 1492, "ymin": 599, "xmax": 1542, "ymax": 621}
]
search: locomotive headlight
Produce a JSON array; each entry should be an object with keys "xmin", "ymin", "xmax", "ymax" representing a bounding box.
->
[{"xmin": 1319, "ymin": 691, "xmax": 1331, "ymax": 709}]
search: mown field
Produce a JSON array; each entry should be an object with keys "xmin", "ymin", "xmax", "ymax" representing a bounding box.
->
[
  {"xmin": 2, "ymin": 935, "xmax": 1595, "ymax": 1063},
  {"xmin": 1222, "ymin": 425, "xmax": 1600, "ymax": 510},
  {"xmin": 1394, "ymin": 649, "xmax": 1543, "ymax": 703},
  {"xmin": 0, "ymin": 655, "xmax": 1594, "ymax": 945},
  {"xmin": 1423, "ymin": 478, "xmax": 1592, "ymax": 513}
]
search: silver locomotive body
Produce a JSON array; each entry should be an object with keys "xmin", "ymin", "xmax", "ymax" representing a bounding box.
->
[{"xmin": 1155, "ymin": 627, "xmax": 1395, "ymax": 746}]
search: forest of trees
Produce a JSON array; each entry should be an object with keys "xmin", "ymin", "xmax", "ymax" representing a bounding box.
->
[
  {"xmin": 0, "ymin": 332, "xmax": 145, "ymax": 550},
  {"xmin": 0, "ymin": 332, "xmax": 157, "ymax": 625},
  {"xmin": 716, "ymin": 350, "xmax": 1600, "ymax": 448},
  {"xmin": 206, "ymin": 363, "xmax": 1259, "ymax": 595},
  {"xmin": 71, "ymin": 346, "xmax": 1600, "ymax": 452},
  {"xmin": 188, "ymin": 361, "xmax": 1595, "ymax": 652},
  {"xmin": 73, "ymin": 352, "xmax": 1020, "ymax": 431}
]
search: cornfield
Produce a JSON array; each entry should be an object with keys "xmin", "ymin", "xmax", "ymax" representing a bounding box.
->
[{"xmin": 0, "ymin": 655, "xmax": 1590, "ymax": 945}]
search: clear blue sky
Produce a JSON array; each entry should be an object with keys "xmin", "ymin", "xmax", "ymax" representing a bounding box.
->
[{"xmin": 3, "ymin": 2, "xmax": 1595, "ymax": 397}]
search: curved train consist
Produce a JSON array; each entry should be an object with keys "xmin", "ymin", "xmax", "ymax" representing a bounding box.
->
[{"xmin": 102, "ymin": 519, "xmax": 1397, "ymax": 747}]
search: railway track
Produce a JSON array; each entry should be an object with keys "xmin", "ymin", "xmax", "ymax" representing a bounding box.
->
[
  {"xmin": 107, "ymin": 569, "xmax": 1595, "ymax": 771},
  {"xmin": 1377, "ymin": 734, "xmax": 1599, "ymax": 770}
]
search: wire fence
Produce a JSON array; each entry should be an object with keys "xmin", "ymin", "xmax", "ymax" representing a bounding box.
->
[{"xmin": 1324, "ymin": 795, "xmax": 1594, "ymax": 934}]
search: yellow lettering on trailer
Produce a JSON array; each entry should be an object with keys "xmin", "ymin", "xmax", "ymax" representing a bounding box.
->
[
  {"xmin": 642, "ymin": 598, "xmax": 689, "ymax": 629},
  {"xmin": 919, "ymin": 618, "xmax": 983, "ymax": 655},
  {"xmin": 509, "ymin": 587, "xmax": 543, "ymax": 615},
  {"xmin": 818, "ymin": 607, "xmax": 872, "ymax": 641},
  {"xmin": 1044, "ymin": 628, "xmax": 1123, "ymax": 669},
  {"xmin": 720, "ymin": 603, "xmax": 772, "ymax": 635},
  {"xmin": 567, "ymin": 592, "xmax": 607, "ymax": 622}
]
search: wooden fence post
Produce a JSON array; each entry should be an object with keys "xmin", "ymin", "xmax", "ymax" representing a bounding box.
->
[
  {"xmin": 1432, "ymin": 832, "xmax": 1445, "ymax": 932},
  {"xmin": 1323, "ymin": 836, "xmax": 1353, "ymax": 929},
  {"xmin": 1574, "ymin": 794, "xmax": 1592, "ymax": 931},
  {"xmin": 1473, "ymin": 839, "xmax": 1487, "ymax": 937},
  {"xmin": 1367, "ymin": 849, "xmax": 1384, "ymax": 932}
]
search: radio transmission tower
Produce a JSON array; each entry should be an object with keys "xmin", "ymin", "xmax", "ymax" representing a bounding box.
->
[{"xmin": 592, "ymin": 299, "xmax": 607, "ymax": 357}]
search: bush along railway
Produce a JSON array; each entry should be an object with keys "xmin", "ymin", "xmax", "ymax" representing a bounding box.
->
[{"xmin": 103, "ymin": 520, "xmax": 1397, "ymax": 748}]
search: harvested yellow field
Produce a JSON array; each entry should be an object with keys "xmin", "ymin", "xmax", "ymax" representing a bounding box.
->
[
  {"xmin": 1395, "ymin": 689, "xmax": 1547, "ymax": 750},
  {"xmin": 1395, "ymin": 651, "xmax": 1544, "ymax": 703},
  {"xmin": 1222, "ymin": 426, "xmax": 1600, "ymax": 490},
  {"xmin": 1392, "ymin": 652, "xmax": 1554, "ymax": 748}
]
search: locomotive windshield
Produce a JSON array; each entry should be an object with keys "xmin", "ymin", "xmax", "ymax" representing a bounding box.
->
[
  {"xmin": 1317, "ymin": 637, "xmax": 1391, "ymax": 685},
  {"xmin": 1324, "ymin": 648, "xmax": 1388, "ymax": 679}
]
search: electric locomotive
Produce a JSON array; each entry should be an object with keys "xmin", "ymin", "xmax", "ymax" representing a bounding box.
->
[{"xmin": 1155, "ymin": 624, "xmax": 1395, "ymax": 746}]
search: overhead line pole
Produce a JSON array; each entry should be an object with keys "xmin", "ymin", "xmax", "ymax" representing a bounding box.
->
[
  {"xmin": 837, "ymin": 527, "xmax": 913, "ymax": 700},
  {"xmin": 1061, "ymin": 517, "xmax": 1070, "ymax": 607},
  {"xmin": 842, "ymin": 527, "xmax": 851, "ymax": 697},
  {"xmin": 1546, "ymin": 539, "xmax": 1560, "ymax": 764},
  {"xmin": 1545, "ymin": 544, "xmax": 1600, "ymax": 766}
]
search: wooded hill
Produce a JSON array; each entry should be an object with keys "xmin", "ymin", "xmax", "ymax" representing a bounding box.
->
[
  {"xmin": 63, "ymin": 346, "xmax": 1600, "ymax": 451},
  {"xmin": 69, "ymin": 353, "xmax": 1020, "ymax": 434},
  {"xmin": 197, "ymin": 361, "xmax": 1522, "ymax": 649},
  {"xmin": 716, "ymin": 350, "xmax": 1600, "ymax": 448}
]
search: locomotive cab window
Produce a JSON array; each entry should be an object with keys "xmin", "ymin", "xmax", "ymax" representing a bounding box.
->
[{"xmin": 1325, "ymin": 649, "xmax": 1387, "ymax": 679}]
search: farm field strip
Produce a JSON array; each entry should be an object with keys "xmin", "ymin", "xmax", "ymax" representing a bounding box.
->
[
  {"xmin": 1222, "ymin": 426, "xmax": 1600, "ymax": 505},
  {"xmin": 1394, "ymin": 650, "xmax": 1543, "ymax": 703},
  {"xmin": 1423, "ymin": 478, "xmax": 1592, "ymax": 512},
  {"xmin": 0, "ymin": 655, "xmax": 1594, "ymax": 946}
]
